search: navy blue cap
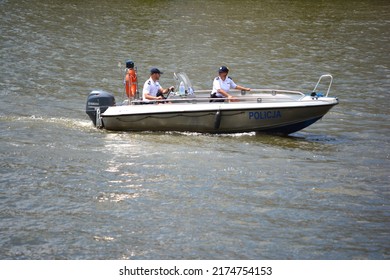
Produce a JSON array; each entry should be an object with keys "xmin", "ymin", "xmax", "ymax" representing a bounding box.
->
[
  {"xmin": 150, "ymin": 68, "xmax": 163, "ymax": 74},
  {"xmin": 218, "ymin": 66, "xmax": 229, "ymax": 73},
  {"xmin": 126, "ymin": 60, "xmax": 134, "ymax": 68}
]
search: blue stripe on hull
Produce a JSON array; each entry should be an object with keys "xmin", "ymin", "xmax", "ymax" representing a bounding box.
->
[{"xmin": 259, "ymin": 116, "xmax": 323, "ymax": 135}]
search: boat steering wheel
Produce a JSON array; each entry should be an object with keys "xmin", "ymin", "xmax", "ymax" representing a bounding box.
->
[{"xmin": 164, "ymin": 87, "xmax": 174, "ymax": 99}]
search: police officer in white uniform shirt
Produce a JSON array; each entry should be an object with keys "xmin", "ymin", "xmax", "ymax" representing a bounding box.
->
[
  {"xmin": 210, "ymin": 66, "xmax": 251, "ymax": 102},
  {"xmin": 143, "ymin": 68, "xmax": 174, "ymax": 102}
]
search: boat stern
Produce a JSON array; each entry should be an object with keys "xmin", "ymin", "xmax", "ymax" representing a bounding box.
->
[{"xmin": 86, "ymin": 90, "xmax": 115, "ymax": 126}]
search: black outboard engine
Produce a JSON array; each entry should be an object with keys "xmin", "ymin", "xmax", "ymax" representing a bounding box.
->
[{"xmin": 86, "ymin": 90, "xmax": 115, "ymax": 127}]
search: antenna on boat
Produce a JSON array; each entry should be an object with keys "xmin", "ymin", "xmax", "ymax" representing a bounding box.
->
[
  {"xmin": 118, "ymin": 61, "xmax": 126, "ymax": 100},
  {"xmin": 135, "ymin": 66, "xmax": 139, "ymax": 99}
]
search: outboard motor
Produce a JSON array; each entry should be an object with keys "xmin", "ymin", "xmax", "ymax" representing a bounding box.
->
[{"xmin": 86, "ymin": 90, "xmax": 115, "ymax": 127}]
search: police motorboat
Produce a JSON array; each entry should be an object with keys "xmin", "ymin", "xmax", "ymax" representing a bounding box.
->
[{"xmin": 85, "ymin": 72, "xmax": 338, "ymax": 135}]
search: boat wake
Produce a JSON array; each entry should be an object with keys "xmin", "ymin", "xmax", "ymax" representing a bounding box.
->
[{"xmin": 0, "ymin": 114, "xmax": 95, "ymax": 132}]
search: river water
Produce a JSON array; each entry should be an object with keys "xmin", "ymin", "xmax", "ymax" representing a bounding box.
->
[{"xmin": 0, "ymin": 0, "xmax": 389, "ymax": 259}]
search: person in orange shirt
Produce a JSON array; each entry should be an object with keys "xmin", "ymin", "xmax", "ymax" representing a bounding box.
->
[{"xmin": 125, "ymin": 60, "xmax": 137, "ymax": 98}]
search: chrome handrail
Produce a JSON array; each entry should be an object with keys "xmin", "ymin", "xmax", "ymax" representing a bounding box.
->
[
  {"xmin": 194, "ymin": 88, "xmax": 305, "ymax": 96},
  {"xmin": 129, "ymin": 75, "xmax": 334, "ymax": 105},
  {"xmin": 130, "ymin": 94, "xmax": 303, "ymax": 105},
  {"xmin": 312, "ymin": 74, "xmax": 333, "ymax": 97}
]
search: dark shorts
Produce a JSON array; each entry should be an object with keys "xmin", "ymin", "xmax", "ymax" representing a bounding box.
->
[{"xmin": 210, "ymin": 93, "xmax": 224, "ymax": 102}]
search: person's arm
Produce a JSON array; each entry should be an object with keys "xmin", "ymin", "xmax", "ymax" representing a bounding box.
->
[
  {"xmin": 143, "ymin": 85, "xmax": 163, "ymax": 100},
  {"xmin": 235, "ymin": 85, "xmax": 251, "ymax": 91},
  {"xmin": 214, "ymin": 78, "xmax": 231, "ymax": 98},
  {"xmin": 217, "ymin": 88, "xmax": 231, "ymax": 98},
  {"xmin": 144, "ymin": 93, "xmax": 163, "ymax": 100},
  {"xmin": 216, "ymin": 88, "xmax": 238, "ymax": 102},
  {"xmin": 160, "ymin": 86, "xmax": 175, "ymax": 95}
]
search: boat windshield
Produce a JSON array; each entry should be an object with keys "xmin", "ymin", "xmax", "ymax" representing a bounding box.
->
[{"xmin": 173, "ymin": 72, "xmax": 195, "ymax": 96}]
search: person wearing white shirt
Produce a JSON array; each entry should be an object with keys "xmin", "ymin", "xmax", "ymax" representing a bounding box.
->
[
  {"xmin": 210, "ymin": 66, "xmax": 250, "ymax": 102},
  {"xmin": 142, "ymin": 68, "xmax": 174, "ymax": 102}
]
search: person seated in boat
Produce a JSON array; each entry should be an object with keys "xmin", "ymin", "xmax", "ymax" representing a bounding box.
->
[
  {"xmin": 142, "ymin": 68, "xmax": 174, "ymax": 102},
  {"xmin": 210, "ymin": 66, "xmax": 251, "ymax": 102},
  {"xmin": 125, "ymin": 60, "xmax": 137, "ymax": 99}
]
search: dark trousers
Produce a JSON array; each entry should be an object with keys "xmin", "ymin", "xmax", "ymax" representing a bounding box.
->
[{"xmin": 210, "ymin": 93, "xmax": 224, "ymax": 102}]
